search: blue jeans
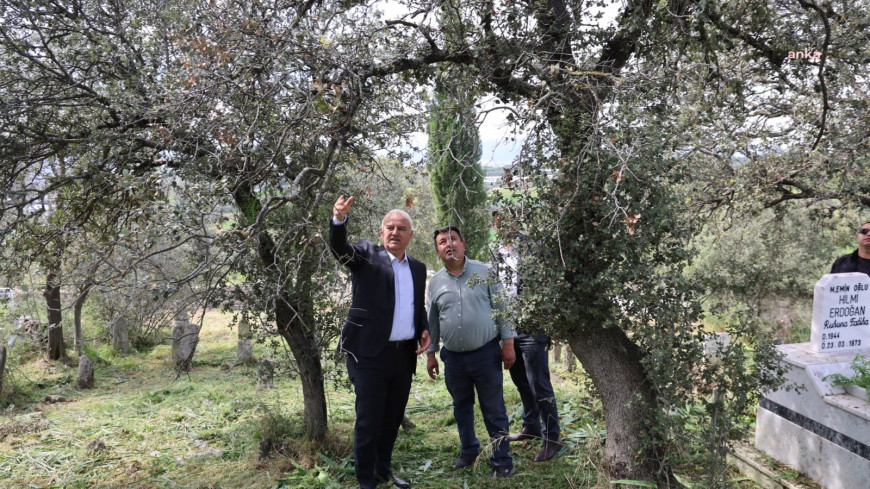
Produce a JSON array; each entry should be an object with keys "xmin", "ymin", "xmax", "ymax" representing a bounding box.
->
[
  {"xmin": 508, "ymin": 333, "xmax": 560, "ymax": 443},
  {"xmin": 441, "ymin": 339, "xmax": 512, "ymax": 468}
]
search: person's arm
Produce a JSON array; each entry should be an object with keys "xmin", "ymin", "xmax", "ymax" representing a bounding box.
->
[
  {"xmin": 414, "ymin": 262, "xmax": 431, "ymax": 355},
  {"xmin": 416, "ymin": 330, "xmax": 431, "ymax": 356},
  {"xmin": 328, "ymin": 195, "xmax": 357, "ymax": 265},
  {"xmin": 426, "ymin": 287, "xmax": 442, "ymax": 379},
  {"xmin": 427, "ymin": 351, "xmax": 439, "ymax": 379},
  {"xmin": 488, "ymin": 268, "xmax": 517, "ymax": 369},
  {"xmin": 501, "ymin": 338, "xmax": 515, "ymax": 370},
  {"xmin": 489, "ymin": 269, "xmax": 516, "ymax": 341},
  {"xmin": 333, "ymin": 195, "xmax": 354, "ymax": 222}
]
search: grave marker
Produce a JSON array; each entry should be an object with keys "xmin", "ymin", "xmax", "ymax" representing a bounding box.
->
[
  {"xmin": 76, "ymin": 355, "xmax": 94, "ymax": 389},
  {"xmin": 111, "ymin": 317, "xmax": 131, "ymax": 354},
  {"xmin": 811, "ymin": 273, "xmax": 870, "ymax": 353}
]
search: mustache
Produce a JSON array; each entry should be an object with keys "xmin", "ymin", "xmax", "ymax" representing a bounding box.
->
[{"xmin": 444, "ymin": 247, "xmax": 461, "ymax": 260}]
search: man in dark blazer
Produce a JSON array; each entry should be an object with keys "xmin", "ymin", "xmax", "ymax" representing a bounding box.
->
[{"xmin": 329, "ymin": 195, "xmax": 430, "ymax": 489}]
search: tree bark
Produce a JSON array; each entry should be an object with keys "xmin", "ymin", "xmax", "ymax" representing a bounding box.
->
[
  {"xmin": 43, "ymin": 270, "xmax": 66, "ymax": 361},
  {"xmin": 278, "ymin": 314, "xmax": 327, "ymax": 439},
  {"xmin": 73, "ymin": 285, "xmax": 90, "ymax": 356},
  {"xmin": 274, "ymin": 255, "xmax": 327, "ymax": 440},
  {"xmin": 568, "ymin": 324, "xmax": 671, "ymax": 484},
  {"xmin": 0, "ymin": 345, "xmax": 6, "ymax": 398},
  {"xmin": 233, "ymin": 181, "xmax": 328, "ymax": 440}
]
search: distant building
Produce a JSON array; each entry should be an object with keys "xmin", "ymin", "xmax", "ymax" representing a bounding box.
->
[{"xmin": 482, "ymin": 166, "xmax": 554, "ymax": 190}]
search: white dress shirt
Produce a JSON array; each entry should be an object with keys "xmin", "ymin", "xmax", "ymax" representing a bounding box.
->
[{"xmin": 387, "ymin": 250, "xmax": 415, "ymax": 341}]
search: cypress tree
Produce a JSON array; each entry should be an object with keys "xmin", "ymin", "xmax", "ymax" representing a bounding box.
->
[{"xmin": 426, "ymin": 77, "xmax": 489, "ymax": 260}]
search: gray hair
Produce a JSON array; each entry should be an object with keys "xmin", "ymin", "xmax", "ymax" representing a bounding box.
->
[{"xmin": 381, "ymin": 209, "xmax": 414, "ymax": 230}]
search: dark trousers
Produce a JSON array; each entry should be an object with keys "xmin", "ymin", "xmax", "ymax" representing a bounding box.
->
[
  {"xmin": 347, "ymin": 342, "xmax": 415, "ymax": 487},
  {"xmin": 508, "ymin": 334, "xmax": 560, "ymax": 443},
  {"xmin": 441, "ymin": 339, "xmax": 512, "ymax": 467}
]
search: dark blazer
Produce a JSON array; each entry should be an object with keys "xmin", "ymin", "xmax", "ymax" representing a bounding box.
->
[{"xmin": 329, "ymin": 219, "xmax": 428, "ymax": 359}]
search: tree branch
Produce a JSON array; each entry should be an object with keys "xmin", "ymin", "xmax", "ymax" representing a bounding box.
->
[
  {"xmin": 701, "ymin": 7, "xmax": 789, "ymax": 70},
  {"xmin": 794, "ymin": 0, "xmax": 832, "ymax": 151}
]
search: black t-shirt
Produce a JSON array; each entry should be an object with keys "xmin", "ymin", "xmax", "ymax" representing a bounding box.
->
[{"xmin": 857, "ymin": 257, "xmax": 870, "ymax": 276}]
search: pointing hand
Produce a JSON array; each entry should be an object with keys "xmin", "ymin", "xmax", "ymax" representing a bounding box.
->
[{"xmin": 333, "ymin": 195, "xmax": 355, "ymax": 221}]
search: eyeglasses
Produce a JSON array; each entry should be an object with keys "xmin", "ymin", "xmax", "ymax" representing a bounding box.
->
[{"xmin": 859, "ymin": 229, "xmax": 870, "ymax": 235}]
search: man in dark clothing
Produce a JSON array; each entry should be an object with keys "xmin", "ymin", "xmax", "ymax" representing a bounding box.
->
[
  {"xmin": 831, "ymin": 221, "xmax": 870, "ymax": 276},
  {"xmin": 492, "ymin": 213, "xmax": 562, "ymax": 462},
  {"xmin": 329, "ymin": 195, "xmax": 431, "ymax": 489}
]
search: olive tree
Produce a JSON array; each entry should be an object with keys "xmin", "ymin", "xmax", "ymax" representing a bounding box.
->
[
  {"xmin": 366, "ymin": 0, "xmax": 870, "ymax": 484},
  {"xmin": 0, "ymin": 0, "xmax": 422, "ymax": 439}
]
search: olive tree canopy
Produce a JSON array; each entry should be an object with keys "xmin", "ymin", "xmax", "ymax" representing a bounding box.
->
[{"xmin": 3, "ymin": 0, "xmax": 869, "ymax": 484}]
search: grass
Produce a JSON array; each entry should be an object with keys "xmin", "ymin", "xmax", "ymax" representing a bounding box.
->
[{"xmin": 0, "ymin": 309, "xmax": 775, "ymax": 488}]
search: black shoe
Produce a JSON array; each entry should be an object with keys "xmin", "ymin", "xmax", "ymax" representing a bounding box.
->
[
  {"xmin": 454, "ymin": 453, "xmax": 477, "ymax": 468},
  {"xmin": 376, "ymin": 472, "xmax": 411, "ymax": 489},
  {"xmin": 489, "ymin": 465, "xmax": 517, "ymax": 478},
  {"xmin": 533, "ymin": 440, "xmax": 562, "ymax": 462},
  {"xmin": 507, "ymin": 426, "xmax": 541, "ymax": 442}
]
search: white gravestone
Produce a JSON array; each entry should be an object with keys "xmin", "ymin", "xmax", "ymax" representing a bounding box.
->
[{"xmin": 811, "ymin": 273, "xmax": 870, "ymax": 353}]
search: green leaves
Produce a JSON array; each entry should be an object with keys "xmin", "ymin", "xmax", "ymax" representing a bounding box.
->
[
  {"xmin": 824, "ymin": 354, "xmax": 870, "ymax": 391},
  {"xmin": 426, "ymin": 76, "xmax": 489, "ymax": 261}
]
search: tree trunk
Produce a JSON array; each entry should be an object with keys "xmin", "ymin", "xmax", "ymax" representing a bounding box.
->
[
  {"xmin": 43, "ymin": 270, "xmax": 66, "ymax": 361},
  {"xmin": 477, "ymin": 0, "xmax": 671, "ymax": 477},
  {"xmin": 0, "ymin": 345, "xmax": 6, "ymax": 398},
  {"xmin": 567, "ymin": 324, "xmax": 672, "ymax": 485},
  {"xmin": 73, "ymin": 285, "xmax": 90, "ymax": 356},
  {"xmin": 542, "ymin": 73, "xmax": 674, "ymax": 484},
  {"xmin": 233, "ymin": 181, "xmax": 328, "ymax": 440},
  {"xmin": 274, "ymin": 250, "xmax": 327, "ymax": 439},
  {"xmin": 276, "ymin": 295, "xmax": 327, "ymax": 438}
]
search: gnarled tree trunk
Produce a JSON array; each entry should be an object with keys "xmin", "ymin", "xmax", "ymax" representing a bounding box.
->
[
  {"xmin": 276, "ymin": 291, "xmax": 327, "ymax": 439},
  {"xmin": 568, "ymin": 324, "xmax": 669, "ymax": 483}
]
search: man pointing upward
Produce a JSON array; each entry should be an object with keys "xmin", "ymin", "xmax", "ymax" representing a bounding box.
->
[{"xmin": 329, "ymin": 195, "xmax": 431, "ymax": 489}]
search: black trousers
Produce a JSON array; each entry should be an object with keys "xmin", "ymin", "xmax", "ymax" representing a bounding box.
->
[{"xmin": 347, "ymin": 340, "xmax": 415, "ymax": 486}]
